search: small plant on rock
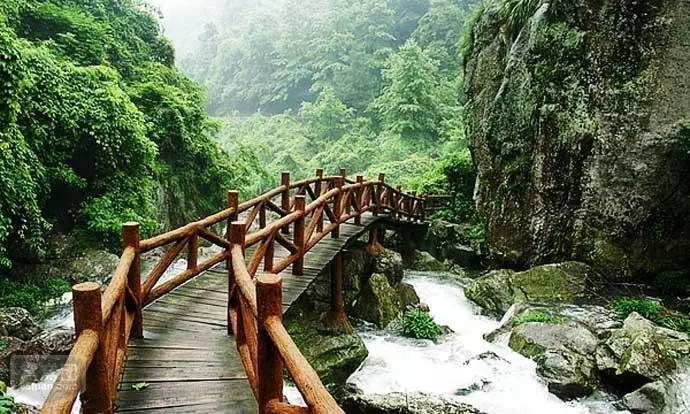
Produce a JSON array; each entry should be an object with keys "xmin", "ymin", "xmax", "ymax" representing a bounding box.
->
[
  {"xmin": 401, "ymin": 309, "xmax": 442, "ymax": 340},
  {"xmin": 515, "ymin": 310, "xmax": 563, "ymax": 325},
  {"xmin": 611, "ymin": 296, "xmax": 690, "ymax": 336},
  {"xmin": 611, "ymin": 297, "xmax": 663, "ymax": 320}
]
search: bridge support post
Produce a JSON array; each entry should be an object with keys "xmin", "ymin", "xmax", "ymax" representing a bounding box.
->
[
  {"xmin": 73, "ymin": 282, "xmax": 112, "ymax": 414},
  {"xmin": 257, "ymin": 274, "xmax": 284, "ymax": 413},
  {"xmin": 281, "ymin": 172, "xmax": 290, "ymax": 235},
  {"xmin": 366, "ymin": 226, "xmax": 384, "ymax": 256},
  {"xmin": 227, "ymin": 191, "xmax": 239, "ymax": 335},
  {"xmin": 325, "ymin": 253, "xmax": 353, "ymax": 333},
  {"xmin": 293, "ymin": 195, "xmax": 305, "ymax": 275},
  {"xmin": 331, "ymin": 176, "xmax": 343, "ymax": 239},
  {"xmin": 123, "ymin": 222, "xmax": 143, "ymax": 339}
]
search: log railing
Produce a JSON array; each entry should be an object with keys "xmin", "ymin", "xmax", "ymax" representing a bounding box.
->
[{"xmin": 40, "ymin": 169, "xmax": 431, "ymax": 414}]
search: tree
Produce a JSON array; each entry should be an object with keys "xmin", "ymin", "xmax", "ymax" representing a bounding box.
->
[{"xmin": 372, "ymin": 39, "xmax": 447, "ymax": 140}]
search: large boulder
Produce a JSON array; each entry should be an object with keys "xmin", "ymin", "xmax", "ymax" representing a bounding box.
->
[
  {"xmin": 9, "ymin": 235, "xmax": 119, "ymax": 284},
  {"xmin": 353, "ymin": 274, "xmax": 404, "ymax": 328},
  {"xmin": 508, "ymin": 321, "xmax": 600, "ymax": 399},
  {"xmin": 0, "ymin": 308, "xmax": 40, "ymax": 341},
  {"xmin": 284, "ymin": 314, "xmax": 367, "ymax": 386},
  {"xmin": 485, "ymin": 302, "xmax": 620, "ymax": 343},
  {"xmin": 596, "ymin": 313, "xmax": 690, "ymax": 385},
  {"xmin": 372, "ymin": 249, "xmax": 404, "ymax": 285},
  {"xmin": 464, "ymin": 269, "xmax": 515, "ymax": 316},
  {"xmin": 423, "ymin": 220, "xmax": 482, "ymax": 267},
  {"xmin": 410, "ymin": 250, "xmax": 447, "ymax": 272},
  {"xmin": 465, "ymin": 262, "xmax": 597, "ymax": 316},
  {"xmin": 464, "ymin": 0, "xmax": 690, "ymax": 277},
  {"xmin": 338, "ymin": 388, "xmax": 484, "ymax": 414}
]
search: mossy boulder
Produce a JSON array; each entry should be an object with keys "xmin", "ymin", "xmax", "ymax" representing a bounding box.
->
[
  {"xmin": 464, "ymin": 0, "xmax": 690, "ymax": 277},
  {"xmin": 338, "ymin": 388, "xmax": 484, "ymax": 414},
  {"xmin": 353, "ymin": 273, "xmax": 404, "ymax": 328},
  {"xmin": 596, "ymin": 312, "xmax": 690, "ymax": 383},
  {"xmin": 465, "ymin": 262, "xmax": 597, "ymax": 316},
  {"xmin": 509, "ymin": 321, "xmax": 600, "ymax": 399},
  {"xmin": 371, "ymin": 249, "xmax": 404, "ymax": 285},
  {"xmin": 284, "ymin": 313, "xmax": 367, "ymax": 386},
  {"xmin": 410, "ymin": 250, "xmax": 447, "ymax": 272}
]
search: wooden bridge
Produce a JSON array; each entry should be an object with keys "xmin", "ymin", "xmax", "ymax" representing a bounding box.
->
[{"xmin": 40, "ymin": 169, "xmax": 440, "ymax": 414}]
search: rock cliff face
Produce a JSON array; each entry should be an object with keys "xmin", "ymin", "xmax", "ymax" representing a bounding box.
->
[{"xmin": 463, "ymin": 0, "xmax": 690, "ymax": 277}]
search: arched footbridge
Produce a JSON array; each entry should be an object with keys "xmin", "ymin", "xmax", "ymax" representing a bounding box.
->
[{"xmin": 40, "ymin": 169, "xmax": 450, "ymax": 414}]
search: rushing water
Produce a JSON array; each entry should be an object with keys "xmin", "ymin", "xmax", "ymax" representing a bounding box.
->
[{"xmin": 348, "ymin": 271, "xmax": 632, "ymax": 414}]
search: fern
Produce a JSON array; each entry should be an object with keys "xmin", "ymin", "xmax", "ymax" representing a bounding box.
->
[{"xmin": 499, "ymin": 0, "xmax": 541, "ymax": 39}]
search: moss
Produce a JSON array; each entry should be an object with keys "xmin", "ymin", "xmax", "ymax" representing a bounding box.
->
[
  {"xmin": 508, "ymin": 329, "xmax": 547, "ymax": 358},
  {"xmin": 515, "ymin": 310, "xmax": 566, "ymax": 325}
]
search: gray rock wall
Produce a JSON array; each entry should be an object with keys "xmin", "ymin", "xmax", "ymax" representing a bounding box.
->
[{"xmin": 463, "ymin": 0, "xmax": 690, "ymax": 277}]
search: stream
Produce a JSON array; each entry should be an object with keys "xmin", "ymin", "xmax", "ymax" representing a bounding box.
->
[{"xmin": 347, "ymin": 270, "xmax": 631, "ymax": 414}]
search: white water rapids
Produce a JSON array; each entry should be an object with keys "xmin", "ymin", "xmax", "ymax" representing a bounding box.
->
[{"xmin": 347, "ymin": 271, "xmax": 632, "ymax": 414}]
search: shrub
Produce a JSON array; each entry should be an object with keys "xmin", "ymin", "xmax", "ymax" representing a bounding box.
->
[
  {"xmin": 0, "ymin": 277, "xmax": 71, "ymax": 317},
  {"xmin": 611, "ymin": 296, "xmax": 690, "ymax": 336},
  {"xmin": 0, "ymin": 382, "xmax": 16, "ymax": 414},
  {"xmin": 611, "ymin": 297, "xmax": 663, "ymax": 321},
  {"xmin": 401, "ymin": 308, "xmax": 442, "ymax": 340},
  {"xmin": 515, "ymin": 310, "xmax": 563, "ymax": 325}
]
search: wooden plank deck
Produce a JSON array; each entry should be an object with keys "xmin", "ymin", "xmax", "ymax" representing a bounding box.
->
[{"xmin": 115, "ymin": 213, "xmax": 379, "ymax": 413}]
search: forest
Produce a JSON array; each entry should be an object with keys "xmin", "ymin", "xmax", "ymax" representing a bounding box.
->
[{"xmin": 2, "ymin": 0, "xmax": 690, "ymax": 413}]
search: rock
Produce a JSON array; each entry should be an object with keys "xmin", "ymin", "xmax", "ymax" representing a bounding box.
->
[
  {"xmin": 372, "ymin": 249, "xmax": 403, "ymax": 285},
  {"xmin": 423, "ymin": 220, "xmax": 482, "ymax": 267},
  {"xmin": 485, "ymin": 302, "xmax": 620, "ymax": 343},
  {"xmin": 338, "ymin": 389, "xmax": 484, "ymax": 414},
  {"xmin": 342, "ymin": 249, "xmax": 368, "ymax": 309},
  {"xmin": 10, "ymin": 234, "xmax": 119, "ymax": 284},
  {"xmin": 442, "ymin": 243, "xmax": 479, "ymax": 268},
  {"xmin": 410, "ymin": 250, "xmax": 446, "ymax": 272},
  {"xmin": 397, "ymin": 282, "xmax": 420, "ymax": 309},
  {"xmin": 465, "ymin": 262, "xmax": 598, "ymax": 316},
  {"xmin": 284, "ymin": 314, "xmax": 367, "ymax": 386},
  {"xmin": 0, "ymin": 308, "xmax": 40, "ymax": 340},
  {"xmin": 464, "ymin": 0, "xmax": 690, "ymax": 277},
  {"xmin": 2, "ymin": 329, "xmax": 74, "ymax": 386},
  {"xmin": 353, "ymin": 274, "xmax": 404, "ymax": 328},
  {"xmin": 464, "ymin": 269, "xmax": 516, "ymax": 316},
  {"xmin": 596, "ymin": 313, "xmax": 690, "ymax": 386},
  {"xmin": 508, "ymin": 321, "xmax": 599, "ymax": 399},
  {"xmin": 0, "ymin": 336, "xmax": 24, "ymax": 383},
  {"xmin": 622, "ymin": 381, "xmax": 668, "ymax": 414}
]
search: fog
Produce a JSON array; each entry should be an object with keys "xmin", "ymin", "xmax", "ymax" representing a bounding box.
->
[{"xmin": 146, "ymin": 0, "xmax": 226, "ymax": 56}]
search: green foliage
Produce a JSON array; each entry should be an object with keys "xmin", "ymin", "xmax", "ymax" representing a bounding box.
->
[
  {"xmin": 515, "ymin": 310, "xmax": 564, "ymax": 325},
  {"xmin": 611, "ymin": 297, "xmax": 663, "ymax": 320},
  {"xmin": 131, "ymin": 382, "xmax": 150, "ymax": 391},
  {"xmin": 401, "ymin": 308, "xmax": 442, "ymax": 340},
  {"xmin": 0, "ymin": 340, "xmax": 6, "ymax": 353},
  {"xmin": 0, "ymin": 277, "xmax": 70, "ymax": 316},
  {"xmin": 0, "ymin": 0, "xmax": 247, "ymax": 269},
  {"xmin": 499, "ymin": 0, "xmax": 541, "ymax": 39},
  {"xmin": 0, "ymin": 391, "xmax": 16, "ymax": 414},
  {"xmin": 373, "ymin": 39, "xmax": 457, "ymax": 141},
  {"xmin": 611, "ymin": 296, "xmax": 690, "ymax": 336}
]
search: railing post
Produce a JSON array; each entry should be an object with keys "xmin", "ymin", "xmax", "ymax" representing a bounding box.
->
[
  {"xmin": 332, "ymin": 176, "xmax": 343, "ymax": 239},
  {"xmin": 123, "ymin": 222, "xmax": 142, "ymax": 339},
  {"xmin": 377, "ymin": 173, "xmax": 385, "ymax": 213},
  {"xmin": 421, "ymin": 195, "xmax": 427, "ymax": 222},
  {"xmin": 355, "ymin": 175, "xmax": 363, "ymax": 225},
  {"xmin": 227, "ymin": 191, "xmax": 239, "ymax": 335},
  {"xmin": 256, "ymin": 274, "xmax": 284, "ymax": 414},
  {"xmin": 73, "ymin": 282, "xmax": 112, "ymax": 413},
  {"xmin": 293, "ymin": 195, "xmax": 306, "ymax": 275},
  {"xmin": 187, "ymin": 230, "xmax": 198, "ymax": 270},
  {"xmin": 411, "ymin": 191, "xmax": 418, "ymax": 221},
  {"xmin": 315, "ymin": 168, "xmax": 324, "ymax": 233},
  {"xmin": 281, "ymin": 172, "xmax": 290, "ymax": 234},
  {"xmin": 340, "ymin": 168, "xmax": 351, "ymax": 216}
]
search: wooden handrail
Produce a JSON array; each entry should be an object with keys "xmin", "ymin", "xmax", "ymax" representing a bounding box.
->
[{"xmin": 41, "ymin": 169, "xmax": 438, "ymax": 414}]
